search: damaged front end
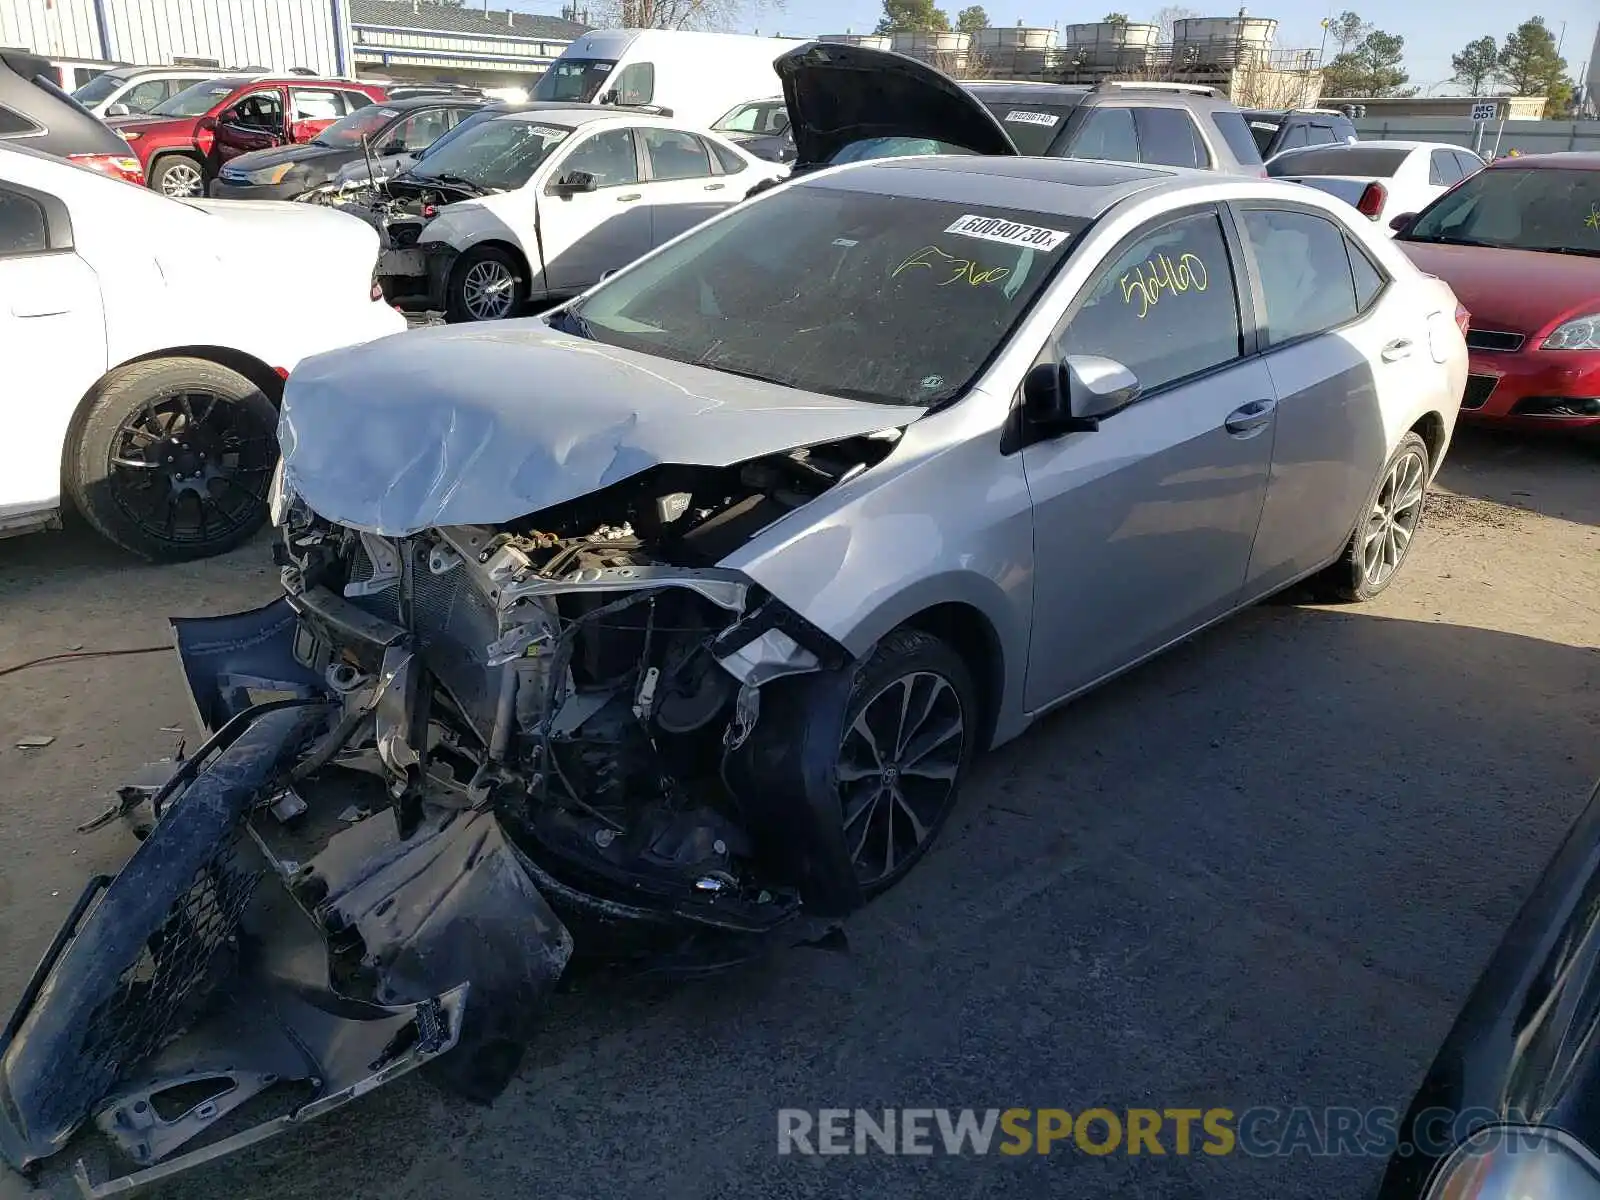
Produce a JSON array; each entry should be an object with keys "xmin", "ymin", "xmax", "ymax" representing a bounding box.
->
[{"xmin": 1, "ymin": 395, "xmax": 899, "ymax": 1194}]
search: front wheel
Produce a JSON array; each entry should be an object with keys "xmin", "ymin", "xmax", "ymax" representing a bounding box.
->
[
  {"xmin": 149, "ymin": 155, "xmax": 205, "ymax": 198},
  {"xmin": 445, "ymin": 245, "xmax": 527, "ymax": 323},
  {"xmin": 1314, "ymin": 431, "xmax": 1431, "ymax": 602},
  {"xmin": 835, "ymin": 628, "xmax": 977, "ymax": 896},
  {"xmin": 65, "ymin": 358, "xmax": 278, "ymax": 562}
]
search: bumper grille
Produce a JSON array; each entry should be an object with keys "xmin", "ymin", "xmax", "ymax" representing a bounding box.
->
[
  {"xmin": 1465, "ymin": 328, "xmax": 1525, "ymax": 352},
  {"xmin": 1461, "ymin": 374, "xmax": 1498, "ymax": 410}
]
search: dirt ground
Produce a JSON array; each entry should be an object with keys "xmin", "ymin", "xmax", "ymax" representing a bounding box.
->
[{"xmin": 0, "ymin": 426, "xmax": 1595, "ymax": 1199}]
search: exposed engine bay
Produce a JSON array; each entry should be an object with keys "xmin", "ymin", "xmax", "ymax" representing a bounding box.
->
[{"xmin": 0, "ymin": 432, "xmax": 900, "ymax": 1197}]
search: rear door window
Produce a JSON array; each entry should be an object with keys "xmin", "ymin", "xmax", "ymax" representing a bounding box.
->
[
  {"xmin": 1277, "ymin": 123, "xmax": 1310, "ymax": 152},
  {"xmin": 641, "ymin": 127, "xmax": 711, "ymax": 180},
  {"xmin": 1070, "ymin": 107, "xmax": 1138, "ymax": 164},
  {"xmin": 121, "ymin": 78, "xmax": 168, "ymax": 111},
  {"xmin": 709, "ymin": 139, "xmax": 747, "ymax": 174},
  {"xmin": 1238, "ymin": 208, "xmax": 1361, "ymax": 345},
  {"xmin": 1133, "ymin": 107, "xmax": 1207, "ymax": 168},
  {"xmin": 1451, "ymin": 151, "xmax": 1482, "ymax": 178},
  {"xmin": 1215, "ymin": 111, "xmax": 1267, "ymax": 164},
  {"xmin": 291, "ymin": 89, "xmax": 345, "ymax": 121},
  {"xmin": 1429, "ymin": 150, "xmax": 1464, "ymax": 185}
]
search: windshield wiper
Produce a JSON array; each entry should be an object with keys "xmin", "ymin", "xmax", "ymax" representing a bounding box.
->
[
  {"xmin": 1535, "ymin": 245, "xmax": 1600, "ymax": 258},
  {"xmin": 547, "ymin": 307, "xmax": 595, "ymax": 340},
  {"xmin": 420, "ymin": 172, "xmax": 487, "ymax": 195},
  {"xmin": 1406, "ymin": 235, "xmax": 1501, "ymax": 248}
]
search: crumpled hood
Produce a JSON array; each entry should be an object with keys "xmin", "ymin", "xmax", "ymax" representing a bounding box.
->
[{"xmin": 279, "ymin": 321, "xmax": 921, "ymax": 536}]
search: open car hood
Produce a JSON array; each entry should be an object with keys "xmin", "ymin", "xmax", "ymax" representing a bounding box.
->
[
  {"xmin": 774, "ymin": 41, "xmax": 1018, "ymax": 168},
  {"xmin": 279, "ymin": 321, "xmax": 920, "ymax": 536}
]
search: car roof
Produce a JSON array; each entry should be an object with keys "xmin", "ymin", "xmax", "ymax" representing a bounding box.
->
[
  {"xmin": 964, "ymin": 80, "xmax": 1235, "ymax": 110},
  {"xmin": 104, "ymin": 65, "xmax": 219, "ymax": 80},
  {"xmin": 800, "ymin": 155, "xmax": 1175, "ymax": 219},
  {"xmin": 1485, "ymin": 150, "xmax": 1600, "ymax": 171},
  {"xmin": 496, "ymin": 105, "xmax": 670, "ymax": 128},
  {"xmin": 1277, "ymin": 140, "xmax": 1435, "ymax": 152},
  {"xmin": 374, "ymin": 94, "xmax": 486, "ymax": 112}
]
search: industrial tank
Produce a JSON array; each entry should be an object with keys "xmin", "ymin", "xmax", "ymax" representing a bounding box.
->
[
  {"xmin": 816, "ymin": 33, "xmax": 893, "ymax": 50},
  {"xmin": 1060, "ymin": 21, "xmax": 1159, "ymax": 70},
  {"xmin": 889, "ymin": 30, "xmax": 971, "ymax": 74},
  {"xmin": 1171, "ymin": 13, "xmax": 1278, "ymax": 69}
]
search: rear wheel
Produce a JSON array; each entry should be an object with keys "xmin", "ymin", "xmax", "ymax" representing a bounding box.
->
[
  {"xmin": 150, "ymin": 155, "xmax": 205, "ymax": 198},
  {"xmin": 1314, "ymin": 431, "xmax": 1431, "ymax": 602},
  {"xmin": 65, "ymin": 358, "xmax": 278, "ymax": 562},
  {"xmin": 445, "ymin": 245, "xmax": 526, "ymax": 323}
]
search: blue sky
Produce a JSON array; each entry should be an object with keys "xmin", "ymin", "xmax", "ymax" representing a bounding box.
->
[{"xmin": 503, "ymin": 0, "xmax": 1599, "ymax": 94}]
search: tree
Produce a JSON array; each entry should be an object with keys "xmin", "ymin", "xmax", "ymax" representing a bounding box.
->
[
  {"xmin": 1324, "ymin": 11, "xmax": 1370, "ymax": 56},
  {"xmin": 1497, "ymin": 17, "xmax": 1570, "ymax": 108},
  {"xmin": 599, "ymin": 0, "xmax": 782, "ymax": 29},
  {"xmin": 955, "ymin": 5, "xmax": 988, "ymax": 35},
  {"xmin": 1103, "ymin": 12, "xmax": 1129, "ymax": 23},
  {"xmin": 1322, "ymin": 28, "xmax": 1408, "ymax": 96},
  {"xmin": 1450, "ymin": 35, "xmax": 1501, "ymax": 96},
  {"xmin": 1153, "ymin": 5, "xmax": 1198, "ymax": 42},
  {"xmin": 875, "ymin": 0, "xmax": 950, "ymax": 33}
]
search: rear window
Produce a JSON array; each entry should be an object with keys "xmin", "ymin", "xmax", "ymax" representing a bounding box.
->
[
  {"xmin": 979, "ymin": 101, "xmax": 1077, "ymax": 155},
  {"xmin": 1268, "ymin": 145, "xmax": 1410, "ymax": 178},
  {"xmin": 1211, "ymin": 111, "xmax": 1264, "ymax": 165}
]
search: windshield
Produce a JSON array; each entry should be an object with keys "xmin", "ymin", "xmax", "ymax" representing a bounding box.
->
[
  {"xmin": 713, "ymin": 100, "xmax": 789, "ymax": 135},
  {"xmin": 71, "ymin": 73, "xmax": 123, "ymax": 105},
  {"xmin": 979, "ymin": 102, "xmax": 1077, "ymax": 155},
  {"xmin": 1268, "ymin": 145, "xmax": 1410, "ymax": 177},
  {"xmin": 564, "ymin": 186, "xmax": 1088, "ymax": 406},
  {"xmin": 1405, "ymin": 167, "xmax": 1600, "ymax": 256},
  {"xmin": 151, "ymin": 80, "xmax": 236, "ymax": 116},
  {"xmin": 315, "ymin": 104, "xmax": 399, "ymax": 147},
  {"xmin": 531, "ymin": 58, "xmax": 616, "ymax": 103},
  {"xmin": 410, "ymin": 117, "xmax": 571, "ymax": 191}
]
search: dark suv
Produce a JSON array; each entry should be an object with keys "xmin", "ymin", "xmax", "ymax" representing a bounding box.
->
[
  {"xmin": 963, "ymin": 80, "xmax": 1267, "ymax": 174},
  {"xmin": 1242, "ymin": 108, "xmax": 1358, "ymax": 160}
]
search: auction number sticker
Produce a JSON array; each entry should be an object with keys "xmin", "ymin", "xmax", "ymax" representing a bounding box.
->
[
  {"xmin": 532, "ymin": 125, "xmax": 572, "ymax": 140},
  {"xmin": 944, "ymin": 214, "xmax": 1070, "ymax": 252},
  {"xmin": 1004, "ymin": 110, "xmax": 1060, "ymax": 127}
]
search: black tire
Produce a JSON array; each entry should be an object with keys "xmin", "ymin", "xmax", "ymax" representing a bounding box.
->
[
  {"xmin": 445, "ymin": 245, "xmax": 528, "ymax": 323},
  {"xmin": 149, "ymin": 154, "xmax": 206, "ymax": 198},
  {"xmin": 1313, "ymin": 430, "xmax": 1431, "ymax": 603},
  {"xmin": 65, "ymin": 357, "xmax": 278, "ymax": 562},
  {"xmin": 835, "ymin": 627, "xmax": 978, "ymax": 897}
]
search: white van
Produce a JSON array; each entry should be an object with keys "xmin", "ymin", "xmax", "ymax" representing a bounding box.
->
[{"xmin": 530, "ymin": 29, "xmax": 807, "ymax": 130}]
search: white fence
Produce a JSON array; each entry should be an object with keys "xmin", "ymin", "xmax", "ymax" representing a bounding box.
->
[{"xmin": 1356, "ymin": 116, "xmax": 1600, "ymax": 156}]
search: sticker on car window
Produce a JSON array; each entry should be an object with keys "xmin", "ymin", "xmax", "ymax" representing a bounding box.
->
[
  {"xmin": 531, "ymin": 125, "xmax": 571, "ymax": 140},
  {"xmin": 375, "ymin": 108, "xmax": 399, "ymax": 117},
  {"xmin": 1119, "ymin": 251, "xmax": 1208, "ymax": 319},
  {"xmin": 944, "ymin": 214, "xmax": 1070, "ymax": 251},
  {"xmin": 1004, "ymin": 110, "xmax": 1060, "ymax": 127}
]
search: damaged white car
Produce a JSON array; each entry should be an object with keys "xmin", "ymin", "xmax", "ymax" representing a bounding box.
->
[{"xmin": 0, "ymin": 67, "xmax": 1466, "ymax": 1195}]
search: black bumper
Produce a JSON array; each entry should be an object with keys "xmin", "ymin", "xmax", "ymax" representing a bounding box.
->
[{"xmin": 377, "ymin": 240, "xmax": 457, "ymax": 311}]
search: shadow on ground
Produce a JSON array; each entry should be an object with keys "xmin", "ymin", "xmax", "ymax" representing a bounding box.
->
[
  {"xmin": 1436, "ymin": 425, "xmax": 1600, "ymax": 527},
  {"xmin": 21, "ymin": 603, "xmax": 1591, "ymax": 1200}
]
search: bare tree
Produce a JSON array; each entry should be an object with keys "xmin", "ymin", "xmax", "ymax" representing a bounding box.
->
[
  {"xmin": 1152, "ymin": 5, "xmax": 1198, "ymax": 42},
  {"xmin": 1230, "ymin": 60, "xmax": 1320, "ymax": 107},
  {"xmin": 594, "ymin": 0, "xmax": 783, "ymax": 30}
]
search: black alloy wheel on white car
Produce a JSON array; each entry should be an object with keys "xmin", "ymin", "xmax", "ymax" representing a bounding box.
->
[
  {"xmin": 66, "ymin": 357, "xmax": 278, "ymax": 562},
  {"xmin": 446, "ymin": 245, "xmax": 527, "ymax": 323},
  {"xmin": 834, "ymin": 628, "xmax": 977, "ymax": 895},
  {"xmin": 1316, "ymin": 430, "xmax": 1431, "ymax": 602},
  {"xmin": 150, "ymin": 155, "xmax": 205, "ymax": 198}
]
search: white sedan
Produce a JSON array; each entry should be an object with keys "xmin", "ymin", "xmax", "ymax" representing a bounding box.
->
[
  {"xmin": 0, "ymin": 143, "xmax": 404, "ymax": 561},
  {"xmin": 1266, "ymin": 140, "xmax": 1484, "ymax": 233},
  {"xmin": 322, "ymin": 105, "xmax": 786, "ymax": 322}
]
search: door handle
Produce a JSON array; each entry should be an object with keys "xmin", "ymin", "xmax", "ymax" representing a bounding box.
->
[
  {"xmin": 617, "ymin": 192, "xmax": 642, "ymax": 202},
  {"xmin": 704, "ymin": 182, "xmax": 725, "ymax": 191},
  {"xmin": 1381, "ymin": 338, "xmax": 1413, "ymax": 362},
  {"xmin": 1224, "ymin": 398, "xmax": 1277, "ymax": 437}
]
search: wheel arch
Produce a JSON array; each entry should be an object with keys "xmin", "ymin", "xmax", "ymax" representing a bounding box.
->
[
  {"xmin": 899, "ymin": 601, "xmax": 1007, "ymax": 755},
  {"xmin": 1409, "ymin": 410, "xmax": 1447, "ymax": 479},
  {"xmin": 146, "ymin": 149, "xmax": 206, "ymax": 185},
  {"xmin": 454, "ymin": 238, "xmax": 534, "ymax": 285}
]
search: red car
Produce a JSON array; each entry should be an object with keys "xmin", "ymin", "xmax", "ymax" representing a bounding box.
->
[
  {"xmin": 106, "ymin": 75, "xmax": 388, "ymax": 197},
  {"xmin": 1393, "ymin": 151, "xmax": 1600, "ymax": 432}
]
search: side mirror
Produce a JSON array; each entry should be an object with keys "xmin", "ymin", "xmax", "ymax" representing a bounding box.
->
[
  {"xmin": 1022, "ymin": 355, "xmax": 1140, "ymax": 433},
  {"xmin": 552, "ymin": 169, "xmax": 598, "ymax": 197},
  {"xmin": 1389, "ymin": 212, "xmax": 1417, "ymax": 233},
  {"xmin": 598, "ymin": 89, "xmax": 618, "ymax": 105},
  {"xmin": 105, "ymin": 102, "xmax": 130, "ymax": 117}
]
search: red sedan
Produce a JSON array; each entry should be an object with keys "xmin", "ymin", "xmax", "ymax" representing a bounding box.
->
[
  {"xmin": 107, "ymin": 75, "xmax": 388, "ymax": 198},
  {"xmin": 1394, "ymin": 151, "xmax": 1600, "ymax": 433}
]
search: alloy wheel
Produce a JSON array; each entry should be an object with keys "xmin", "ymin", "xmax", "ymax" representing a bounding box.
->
[
  {"xmin": 159, "ymin": 161, "xmax": 203, "ymax": 197},
  {"xmin": 836, "ymin": 670, "xmax": 966, "ymax": 887},
  {"xmin": 461, "ymin": 259, "xmax": 517, "ymax": 320},
  {"xmin": 106, "ymin": 389, "xmax": 276, "ymax": 549},
  {"xmin": 1361, "ymin": 449, "xmax": 1426, "ymax": 589}
]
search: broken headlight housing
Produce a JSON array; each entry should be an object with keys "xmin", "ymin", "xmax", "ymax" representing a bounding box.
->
[
  {"xmin": 1423, "ymin": 1126, "xmax": 1600, "ymax": 1199},
  {"xmin": 267, "ymin": 458, "xmax": 298, "ymax": 527}
]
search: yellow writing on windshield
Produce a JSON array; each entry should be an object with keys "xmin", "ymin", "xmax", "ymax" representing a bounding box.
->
[
  {"xmin": 893, "ymin": 245, "xmax": 1012, "ymax": 288},
  {"xmin": 1120, "ymin": 252, "xmax": 1208, "ymax": 319},
  {"xmin": 1585, "ymin": 203, "xmax": 1600, "ymax": 231}
]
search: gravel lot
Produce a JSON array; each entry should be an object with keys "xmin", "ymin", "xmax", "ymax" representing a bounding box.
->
[{"xmin": 0, "ymin": 426, "xmax": 1595, "ymax": 1200}]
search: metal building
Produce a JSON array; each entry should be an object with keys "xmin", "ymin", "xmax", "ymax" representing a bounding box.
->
[{"xmin": 350, "ymin": 0, "xmax": 586, "ymax": 90}]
